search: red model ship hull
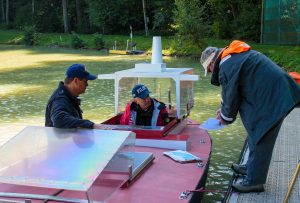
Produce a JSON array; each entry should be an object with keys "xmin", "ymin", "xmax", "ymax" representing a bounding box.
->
[
  {"xmin": 107, "ymin": 119, "xmax": 212, "ymax": 203},
  {"xmin": 0, "ymin": 118, "xmax": 211, "ymax": 203}
]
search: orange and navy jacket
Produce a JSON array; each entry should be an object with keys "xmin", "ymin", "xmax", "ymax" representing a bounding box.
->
[
  {"xmin": 214, "ymin": 40, "xmax": 300, "ymax": 144},
  {"xmin": 211, "ymin": 40, "xmax": 251, "ymax": 86}
]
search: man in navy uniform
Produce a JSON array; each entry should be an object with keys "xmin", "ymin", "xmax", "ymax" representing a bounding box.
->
[{"xmin": 45, "ymin": 64, "xmax": 103, "ymax": 129}]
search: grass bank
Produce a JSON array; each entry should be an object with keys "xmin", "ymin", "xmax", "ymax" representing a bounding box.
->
[{"xmin": 0, "ymin": 29, "xmax": 299, "ymax": 72}]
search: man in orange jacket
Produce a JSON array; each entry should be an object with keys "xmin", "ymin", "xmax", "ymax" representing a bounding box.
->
[{"xmin": 201, "ymin": 40, "xmax": 300, "ymax": 193}]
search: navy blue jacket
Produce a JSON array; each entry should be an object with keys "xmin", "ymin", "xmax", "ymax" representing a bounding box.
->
[
  {"xmin": 216, "ymin": 50, "xmax": 300, "ymax": 144},
  {"xmin": 45, "ymin": 82, "xmax": 94, "ymax": 128}
]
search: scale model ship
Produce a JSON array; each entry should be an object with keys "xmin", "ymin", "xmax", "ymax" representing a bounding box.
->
[{"xmin": 0, "ymin": 37, "xmax": 212, "ymax": 203}]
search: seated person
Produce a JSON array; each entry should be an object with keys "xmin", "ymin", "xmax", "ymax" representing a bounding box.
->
[{"xmin": 120, "ymin": 84, "xmax": 169, "ymax": 126}]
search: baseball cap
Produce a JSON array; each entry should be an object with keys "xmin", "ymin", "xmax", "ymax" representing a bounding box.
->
[
  {"xmin": 200, "ymin": 47, "xmax": 218, "ymax": 76},
  {"xmin": 66, "ymin": 64, "xmax": 97, "ymax": 80},
  {"xmin": 132, "ymin": 84, "xmax": 151, "ymax": 99}
]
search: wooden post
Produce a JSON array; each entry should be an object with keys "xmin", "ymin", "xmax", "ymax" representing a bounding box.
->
[
  {"xmin": 1, "ymin": 0, "xmax": 5, "ymax": 22},
  {"xmin": 62, "ymin": 0, "xmax": 69, "ymax": 33},
  {"xmin": 32, "ymin": 0, "xmax": 35, "ymax": 14},
  {"xmin": 5, "ymin": 0, "xmax": 9, "ymax": 24},
  {"xmin": 260, "ymin": 0, "xmax": 264, "ymax": 44},
  {"xmin": 142, "ymin": 0, "xmax": 149, "ymax": 36}
]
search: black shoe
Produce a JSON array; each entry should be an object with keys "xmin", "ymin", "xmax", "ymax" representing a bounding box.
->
[
  {"xmin": 231, "ymin": 163, "xmax": 247, "ymax": 175},
  {"xmin": 232, "ymin": 180, "xmax": 265, "ymax": 193}
]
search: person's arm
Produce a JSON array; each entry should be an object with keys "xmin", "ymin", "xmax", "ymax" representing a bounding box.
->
[
  {"xmin": 159, "ymin": 108, "xmax": 169, "ymax": 126},
  {"xmin": 120, "ymin": 102, "xmax": 132, "ymax": 125},
  {"xmin": 218, "ymin": 69, "xmax": 241, "ymax": 125},
  {"xmin": 50, "ymin": 97, "xmax": 94, "ymax": 129}
]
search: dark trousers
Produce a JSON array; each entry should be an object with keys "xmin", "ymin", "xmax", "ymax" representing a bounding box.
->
[{"xmin": 246, "ymin": 118, "xmax": 284, "ymax": 184}]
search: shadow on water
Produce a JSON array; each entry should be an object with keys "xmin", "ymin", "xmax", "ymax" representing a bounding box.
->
[{"xmin": 0, "ymin": 45, "xmax": 246, "ymax": 202}]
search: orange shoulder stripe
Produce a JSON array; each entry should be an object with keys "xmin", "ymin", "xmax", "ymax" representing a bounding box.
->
[{"xmin": 218, "ymin": 40, "xmax": 251, "ymax": 60}]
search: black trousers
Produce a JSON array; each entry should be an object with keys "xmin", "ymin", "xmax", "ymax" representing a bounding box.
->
[{"xmin": 246, "ymin": 117, "xmax": 284, "ymax": 184}]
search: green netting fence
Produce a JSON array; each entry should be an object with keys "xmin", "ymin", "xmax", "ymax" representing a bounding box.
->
[{"xmin": 262, "ymin": 0, "xmax": 300, "ymax": 45}]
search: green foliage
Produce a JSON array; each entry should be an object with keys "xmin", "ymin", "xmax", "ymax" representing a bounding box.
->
[
  {"xmin": 93, "ymin": 33, "xmax": 105, "ymax": 50},
  {"xmin": 152, "ymin": 11, "xmax": 168, "ymax": 34},
  {"xmin": 14, "ymin": 4, "xmax": 34, "ymax": 28},
  {"xmin": 1, "ymin": 29, "xmax": 299, "ymax": 72},
  {"xmin": 2, "ymin": 0, "xmax": 300, "ymax": 45},
  {"xmin": 87, "ymin": 0, "xmax": 144, "ymax": 34},
  {"xmin": 0, "ymin": 30, "xmax": 22, "ymax": 44},
  {"xmin": 233, "ymin": 3, "xmax": 261, "ymax": 41},
  {"xmin": 22, "ymin": 26, "xmax": 39, "ymax": 46},
  {"xmin": 151, "ymin": 0, "xmax": 175, "ymax": 35},
  {"xmin": 252, "ymin": 44, "xmax": 300, "ymax": 72},
  {"xmin": 33, "ymin": 1, "xmax": 63, "ymax": 32},
  {"xmin": 71, "ymin": 32, "xmax": 84, "ymax": 49},
  {"xmin": 210, "ymin": 16, "xmax": 232, "ymax": 39},
  {"xmin": 207, "ymin": 0, "xmax": 261, "ymax": 41},
  {"xmin": 173, "ymin": 0, "xmax": 211, "ymax": 49}
]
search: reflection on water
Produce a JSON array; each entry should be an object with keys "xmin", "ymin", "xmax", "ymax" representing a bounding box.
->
[{"xmin": 0, "ymin": 45, "xmax": 246, "ymax": 202}]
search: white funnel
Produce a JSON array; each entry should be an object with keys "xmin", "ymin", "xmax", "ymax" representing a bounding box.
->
[
  {"xmin": 134, "ymin": 36, "xmax": 166, "ymax": 72},
  {"xmin": 151, "ymin": 36, "xmax": 163, "ymax": 64}
]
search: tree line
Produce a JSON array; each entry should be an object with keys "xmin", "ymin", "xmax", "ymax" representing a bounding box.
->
[{"xmin": 0, "ymin": 0, "xmax": 261, "ymax": 46}]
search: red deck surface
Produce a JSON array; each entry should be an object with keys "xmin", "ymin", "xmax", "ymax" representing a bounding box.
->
[
  {"xmin": 107, "ymin": 123, "xmax": 212, "ymax": 203},
  {"xmin": 0, "ymin": 120, "xmax": 212, "ymax": 203}
]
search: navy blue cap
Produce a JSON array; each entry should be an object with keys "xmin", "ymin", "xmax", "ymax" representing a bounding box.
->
[
  {"xmin": 132, "ymin": 84, "xmax": 151, "ymax": 99},
  {"xmin": 66, "ymin": 64, "xmax": 97, "ymax": 80}
]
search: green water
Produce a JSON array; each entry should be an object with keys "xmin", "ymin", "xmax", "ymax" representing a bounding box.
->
[{"xmin": 0, "ymin": 45, "xmax": 247, "ymax": 202}]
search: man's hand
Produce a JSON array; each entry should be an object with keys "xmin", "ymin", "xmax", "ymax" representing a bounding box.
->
[{"xmin": 216, "ymin": 109, "xmax": 227, "ymax": 125}]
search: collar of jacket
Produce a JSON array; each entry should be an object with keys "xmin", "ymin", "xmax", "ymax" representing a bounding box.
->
[
  {"xmin": 211, "ymin": 40, "xmax": 251, "ymax": 86},
  {"xmin": 58, "ymin": 81, "xmax": 81, "ymax": 105}
]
